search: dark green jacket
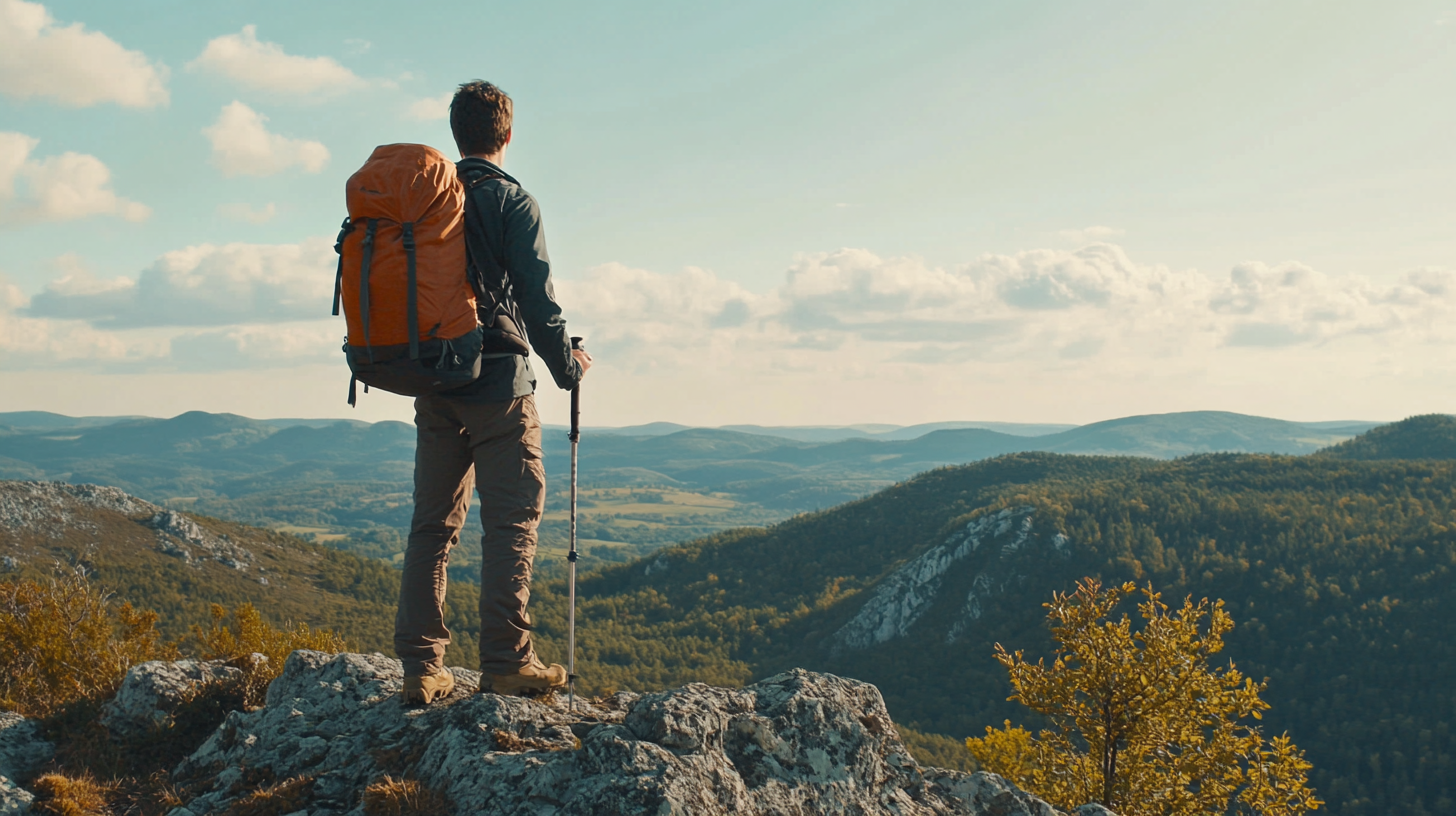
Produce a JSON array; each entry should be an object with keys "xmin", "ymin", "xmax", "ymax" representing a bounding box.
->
[{"xmin": 441, "ymin": 158, "xmax": 582, "ymax": 402}]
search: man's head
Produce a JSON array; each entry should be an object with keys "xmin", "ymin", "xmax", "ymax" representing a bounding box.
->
[{"xmin": 450, "ymin": 81, "xmax": 513, "ymax": 159}]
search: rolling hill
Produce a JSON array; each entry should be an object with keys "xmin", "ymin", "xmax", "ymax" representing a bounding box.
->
[{"xmin": 1318, "ymin": 413, "xmax": 1456, "ymax": 461}]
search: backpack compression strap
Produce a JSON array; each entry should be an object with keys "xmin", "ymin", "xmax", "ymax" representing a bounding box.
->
[
  {"xmin": 359, "ymin": 219, "xmax": 378, "ymax": 363},
  {"xmin": 403, "ymin": 221, "xmax": 420, "ymax": 361},
  {"xmin": 331, "ymin": 218, "xmax": 352, "ymax": 317}
]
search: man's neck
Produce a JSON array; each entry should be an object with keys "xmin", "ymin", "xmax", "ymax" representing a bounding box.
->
[{"xmin": 466, "ymin": 152, "xmax": 505, "ymax": 167}]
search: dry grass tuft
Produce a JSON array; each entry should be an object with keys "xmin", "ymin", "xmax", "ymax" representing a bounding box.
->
[
  {"xmin": 362, "ymin": 775, "xmax": 453, "ymax": 816},
  {"xmin": 30, "ymin": 772, "xmax": 113, "ymax": 816},
  {"xmin": 222, "ymin": 775, "xmax": 315, "ymax": 816},
  {"xmin": 490, "ymin": 728, "xmax": 573, "ymax": 753}
]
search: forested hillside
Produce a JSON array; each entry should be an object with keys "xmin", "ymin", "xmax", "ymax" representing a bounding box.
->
[
  {"xmin": 1318, "ymin": 413, "xmax": 1456, "ymax": 460},
  {"xmin": 520, "ymin": 424, "xmax": 1455, "ymax": 815}
]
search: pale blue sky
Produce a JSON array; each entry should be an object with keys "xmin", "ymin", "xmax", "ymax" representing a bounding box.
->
[{"xmin": 1, "ymin": 1, "xmax": 1453, "ymax": 425}]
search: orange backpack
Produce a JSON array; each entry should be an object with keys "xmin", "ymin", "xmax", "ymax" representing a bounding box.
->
[{"xmin": 332, "ymin": 144, "xmax": 483, "ymax": 405}]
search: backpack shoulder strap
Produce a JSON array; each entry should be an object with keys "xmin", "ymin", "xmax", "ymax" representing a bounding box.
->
[{"xmin": 460, "ymin": 169, "xmax": 511, "ymax": 304}]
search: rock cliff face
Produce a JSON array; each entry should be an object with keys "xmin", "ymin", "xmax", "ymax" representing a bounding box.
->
[
  {"xmin": 158, "ymin": 650, "xmax": 1059, "ymax": 816},
  {"xmin": 830, "ymin": 506, "xmax": 1071, "ymax": 653}
]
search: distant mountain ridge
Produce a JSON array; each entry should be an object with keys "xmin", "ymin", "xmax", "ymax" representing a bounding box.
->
[
  {"xmin": 2, "ymin": 410, "xmax": 1379, "ymax": 443},
  {"xmin": 0, "ymin": 410, "xmax": 1387, "ymax": 565}
]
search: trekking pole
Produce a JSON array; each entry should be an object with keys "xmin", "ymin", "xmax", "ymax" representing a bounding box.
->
[{"xmin": 566, "ymin": 337, "xmax": 584, "ymax": 712}]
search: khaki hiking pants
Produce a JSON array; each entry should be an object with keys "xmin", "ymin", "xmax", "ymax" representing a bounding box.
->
[{"xmin": 395, "ymin": 394, "xmax": 546, "ymax": 677}]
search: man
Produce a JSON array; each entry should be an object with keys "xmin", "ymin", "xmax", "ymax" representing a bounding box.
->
[{"xmin": 396, "ymin": 81, "xmax": 592, "ymax": 704}]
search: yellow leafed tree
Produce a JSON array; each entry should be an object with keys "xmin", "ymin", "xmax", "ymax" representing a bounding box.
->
[{"xmin": 967, "ymin": 579, "xmax": 1321, "ymax": 816}]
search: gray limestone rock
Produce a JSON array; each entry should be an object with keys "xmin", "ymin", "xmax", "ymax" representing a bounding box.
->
[
  {"xmin": 0, "ymin": 775, "xmax": 33, "ymax": 815},
  {"xmin": 171, "ymin": 650, "xmax": 1063, "ymax": 816},
  {"xmin": 0, "ymin": 712, "xmax": 48, "ymax": 816},
  {"xmin": 102, "ymin": 659, "xmax": 244, "ymax": 740},
  {"xmin": 145, "ymin": 510, "xmax": 255, "ymax": 568},
  {"xmin": 0, "ymin": 711, "xmax": 51, "ymax": 782},
  {"xmin": 1073, "ymin": 805, "xmax": 1119, "ymax": 816},
  {"xmin": 0, "ymin": 480, "xmax": 157, "ymax": 535}
]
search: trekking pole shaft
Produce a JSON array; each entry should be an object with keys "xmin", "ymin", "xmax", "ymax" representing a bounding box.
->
[{"xmin": 567, "ymin": 337, "xmax": 583, "ymax": 711}]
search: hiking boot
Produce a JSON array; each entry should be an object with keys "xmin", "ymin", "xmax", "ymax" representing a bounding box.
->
[
  {"xmin": 484, "ymin": 657, "xmax": 568, "ymax": 696},
  {"xmin": 401, "ymin": 669, "xmax": 455, "ymax": 705}
]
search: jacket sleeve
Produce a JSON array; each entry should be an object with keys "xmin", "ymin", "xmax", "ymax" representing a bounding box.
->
[{"xmin": 500, "ymin": 188, "xmax": 583, "ymax": 391}]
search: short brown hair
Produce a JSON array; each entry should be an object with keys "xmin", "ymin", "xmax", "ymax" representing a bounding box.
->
[{"xmin": 450, "ymin": 81, "xmax": 513, "ymax": 157}]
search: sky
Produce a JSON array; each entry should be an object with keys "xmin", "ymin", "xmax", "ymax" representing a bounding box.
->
[{"xmin": 1, "ymin": 0, "xmax": 1453, "ymax": 427}]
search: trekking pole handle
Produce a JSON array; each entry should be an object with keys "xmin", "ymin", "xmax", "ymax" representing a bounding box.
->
[{"xmin": 569, "ymin": 337, "xmax": 584, "ymax": 441}]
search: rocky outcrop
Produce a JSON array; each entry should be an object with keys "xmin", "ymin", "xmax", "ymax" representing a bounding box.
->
[
  {"xmin": 144, "ymin": 510, "xmax": 255, "ymax": 569},
  {"xmin": 0, "ymin": 710, "xmax": 52, "ymax": 814},
  {"xmin": 0, "ymin": 481, "xmax": 157, "ymax": 534},
  {"xmin": 0, "ymin": 480, "xmax": 263, "ymax": 575},
  {"xmin": 831, "ymin": 506, "xmax": 1072, "ymax": 652},
  {"xmin": 102, "ymin": 659, "xmax": 245, "ymax": 740},
  {"xmin": 0, "ymin": 712, "xmax": 50, "ymax": 782},
  {"xmin": 0, "ymin": 776, "xmax": 32, "ymax": 815},
  {"xmin": 169, "ymin": 650, "xmax": 1061, "ymax": 816}
]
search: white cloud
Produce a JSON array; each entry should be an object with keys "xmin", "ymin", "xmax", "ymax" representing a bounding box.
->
[
  {"xmin": 0, "ymin": 241, "xmax": 338, "ymax": 372},
  {"xmin": 189, "ymin": 25, "xmax": 363, "ymax": 96},
  {"xmin": 10, "ymin": 239, "xmax": 1456, "ymax": 423},
  {"xmin": 217, "ymin": 202, "xmax": 277, "ymax": 224},
  {"xmin": 407, "ymin": 92, "xmax": 453, "ymax": 121},
  {"xmin": 561, "ymin": 245, "xmax": 1456, "ymax": 376},
  {"xmin": 203, "ymin": 102, "xmax": 329, "ymax": 177},
  {"xmin": 0, "ymin": 131, "xmax": 151, "ymax": 223},
  {"xmin": 0, "ymin": 0, "xmax": 168, "ymax": 108},
  {"xmin": 1058, "ymin": 225, "xmax": 1125, "ymax": 244},
  {"xmin": 168, "ymin": 323, "xmax": 337, "ymax": 370},
  {"xmin": 27, "ymin": 238, "xmax": 336, "ymax": 327},
  {"xmin": 0, "ymin": 273, "xmax": 158, "ymax": 368}
]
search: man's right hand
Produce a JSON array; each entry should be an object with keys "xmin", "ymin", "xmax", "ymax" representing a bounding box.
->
[{"xmin": 572, "ymin": 348, "xmax": 593, "ymax": 378}]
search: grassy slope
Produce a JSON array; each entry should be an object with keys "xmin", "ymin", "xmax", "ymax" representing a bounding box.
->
[{"xmin": 0, "ymin": 485, "xmax": 483, "ymax": 671}]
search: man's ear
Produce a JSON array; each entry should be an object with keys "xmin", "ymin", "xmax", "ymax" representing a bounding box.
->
[{"xmin": 504, "ymin": 129, "xmax": 513, "ymax": 148}]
